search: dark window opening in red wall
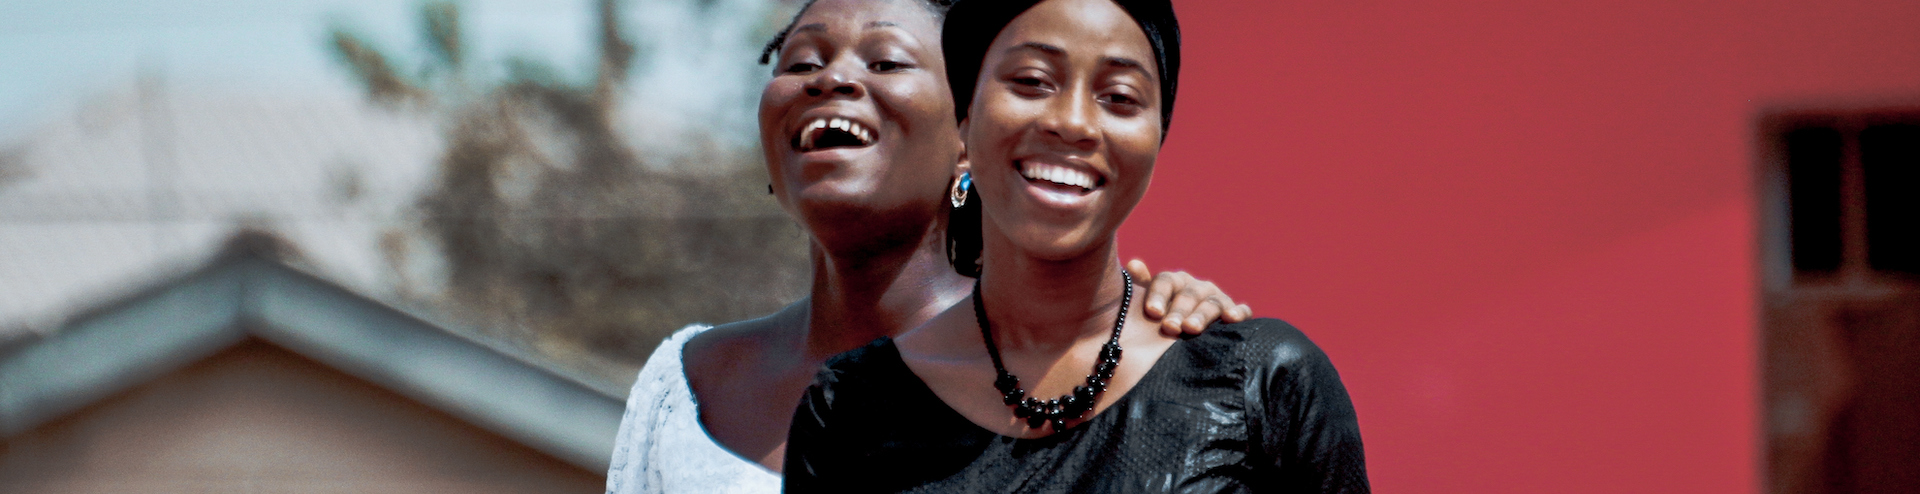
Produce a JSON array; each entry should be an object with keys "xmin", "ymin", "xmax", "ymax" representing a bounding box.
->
[
  {"xmin": 1778, "ymin": 115, "xmax": 1920, "ymax": 281},
  {"xmin": 1862, "ymin": 123, "xmax": 1920, "ymax": 277},
  {"xmin": 1763, "ymin": 107, "xmax": 1920, "ymax": 494},
  {"xmin": 1786, "ymin": 126, "xmax": 1845, "ymax": 276}
]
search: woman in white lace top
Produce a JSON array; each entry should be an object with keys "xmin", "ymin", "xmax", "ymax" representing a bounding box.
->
[{"xmin": 605, "ymin": 0, "xmax": 1249, "ymax": 492}]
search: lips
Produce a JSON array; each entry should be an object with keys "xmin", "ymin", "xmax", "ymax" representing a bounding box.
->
[{"xmin": 792, "ymin": 117, "xmax": 876, "ymax": 152}]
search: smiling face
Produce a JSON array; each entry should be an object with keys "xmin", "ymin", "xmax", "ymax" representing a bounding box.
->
[
  {"xmin": 759, "ymin": 0, "xmax": 961, "ymax": 250},
  {"xmin": 963, "ymin": 0, "xmax": 1161, "ymax": 263}
]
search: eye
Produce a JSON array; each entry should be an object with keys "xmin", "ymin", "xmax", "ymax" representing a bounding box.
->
[
  {"xmin": 1005, "ymin": 69, "xmax": 1054, "ymax": 97},
  {"xmin": 869, "ymin": 60, "xmax": 911, "ymax": 73},
  {"xmin": 1099, "ymin": 85, "xmax": 1148, "ymax": 116},
  {"xmin": 782, "ymin": 62, "xmax": 821, "ymax": 74},
  {"xmin": 1102, "ymin": 93, "xmax": 1140, "ymax": 106}
]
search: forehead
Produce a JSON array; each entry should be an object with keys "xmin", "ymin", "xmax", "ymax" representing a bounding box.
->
[
  {"xmin": 997, "ymin": 0, "xmax": 1152, "ymax": 65},
  {"xmin": 794, "ymin": 0, "xmax": 941, "ymax": 36}
]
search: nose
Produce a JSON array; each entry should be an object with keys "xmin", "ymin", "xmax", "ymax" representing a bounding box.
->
[
  {"xmin": 804, "ymin": 60, "xmax": 865, "ymax": 99},
  {"xmin": 1039, "ymin": 87, "xmax": 1097, "ymax": 149}
]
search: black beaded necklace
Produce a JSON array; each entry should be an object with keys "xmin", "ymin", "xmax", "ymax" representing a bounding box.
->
[{"xmin": 973, "ymin": 270, "xmax": 1131, "ymax": 433}]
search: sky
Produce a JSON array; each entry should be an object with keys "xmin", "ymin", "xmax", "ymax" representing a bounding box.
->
[
  {"xmin": 0, "ymin": 0, "xmax": 781, "ymax": 146},
  {"xmin": 0, "ymin": 0, "xmax": 536, "ymax": 137}
]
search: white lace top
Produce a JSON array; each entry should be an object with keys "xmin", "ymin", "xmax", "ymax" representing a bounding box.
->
[{"xmin": 606, "ymin": 324, "xmax": 782, "ymax": 494}]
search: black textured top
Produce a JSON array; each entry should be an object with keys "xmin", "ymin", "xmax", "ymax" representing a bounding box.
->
[{"xmin": 784, "ymin": 318, "xmax": 1369, "ymax": 493}]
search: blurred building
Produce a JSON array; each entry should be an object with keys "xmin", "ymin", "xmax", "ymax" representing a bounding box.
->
[
  {"xmin": 1762, "ymin": 107, "xmax": 1920, "ymax": 494},
  {"xmin": 0, "ymin": 232, "xmax": 615, "ymax": 492}
]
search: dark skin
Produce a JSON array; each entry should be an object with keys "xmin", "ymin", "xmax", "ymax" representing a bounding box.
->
[
  {"xmin": 683, "ymin": 0, "xmax": 1247, "ymax": 471},
  {"xmin": 896, "ymin": 0, "xmax": 1174, "ymax": 437}
]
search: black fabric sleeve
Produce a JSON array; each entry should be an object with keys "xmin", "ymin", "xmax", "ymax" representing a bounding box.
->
[
  {"xmin": 783, "ymin": 365, "xmax": 841, "ymax": 492},
  {"xmin": 1248, "ymin": 322, "xmax": 1370, "ymax": 493},
  {"xmin": 783, "ymin": 339, "xmax": 994, "ymax": 493}
]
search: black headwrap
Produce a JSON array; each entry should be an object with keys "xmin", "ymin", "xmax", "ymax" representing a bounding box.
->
[{"xmin": 941, "ymin": 0, "xmax": 1181, "ymax": 136}]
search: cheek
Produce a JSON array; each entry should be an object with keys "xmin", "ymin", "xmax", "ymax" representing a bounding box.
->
[
  {"xmin": 875, "ymin": 79, "xmax": 954, "ymax": 135},
  {"xmin": 758, "ymin": 81, "xmax": 806, "ymax": 179},
  {"xmin": 758, "ymin": 79, "xmax": 803, "ymax": 130},
  {"xmin": 969, "ymin": 94, "xmax": 1037, "ymax": 157},
  {"xmin": 1109, "ymin": 120, "xmax": 1161, "ymax": 188}
]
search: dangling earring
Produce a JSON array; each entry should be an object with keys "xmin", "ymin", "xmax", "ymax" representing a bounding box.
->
[
  {"xmin": 950, "ymin": 173, "xmax": 971, "ymax": 207},
  {"xmin": 946, "ymin": 172, "xmax": 983, "ymax": 277}
]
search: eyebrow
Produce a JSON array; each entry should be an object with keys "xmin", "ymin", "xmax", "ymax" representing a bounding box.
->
[
  {"xmin": 1104, "ymin": 57, "xmax": 1148, "ymax": 74},
  {"xmin": 869, "ymin": 21, "xmax": 899, "ymax": 29},
  {"xmin": 1005, "ymin": 42, "xmax": 1152, "ymax": 76},
  {"xmin": 793, "ymin": 23, "xmax": 827, "ymax": 34},
  {"xmin": 1008, "ymin": 42, "xmax": 1067, "ymax": 57}
]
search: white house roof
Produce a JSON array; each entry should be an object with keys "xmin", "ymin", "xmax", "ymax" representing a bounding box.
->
[{"xmin": 0, "ymin": 232, "xmax": 627, "ymax": 472}]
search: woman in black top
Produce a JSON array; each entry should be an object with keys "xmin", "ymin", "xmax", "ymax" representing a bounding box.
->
[{"xmin": 785, "ymin": 0, "xmax": 1369, "ymax": 491}]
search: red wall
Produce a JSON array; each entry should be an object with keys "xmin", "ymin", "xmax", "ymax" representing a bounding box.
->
[{"xmin": 1121, "ymin": 0, "xmax": 1920, "ymax": 491}]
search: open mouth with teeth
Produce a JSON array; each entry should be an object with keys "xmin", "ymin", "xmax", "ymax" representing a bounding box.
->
[
  {"xmin": 1018, "ymin": 161, "xmax": 1102, "ymax": 193},
  {"xmin": 792, "ymin": 117, "xmax": 876, "ymax": 152}
]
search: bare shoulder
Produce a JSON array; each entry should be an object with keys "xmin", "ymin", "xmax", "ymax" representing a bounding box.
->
[
  {"xmin": 683, "ymin": 300, "xmax": 809, "ymax": 379},
  {"xmin": 892, "ymin": 297, "xmax": 980, "ymax": 362}
]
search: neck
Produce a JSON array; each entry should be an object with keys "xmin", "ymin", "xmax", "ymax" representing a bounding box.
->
[
  {"xmin": 977, "ymin": 237, "xmax": 1126, "ymax": 353},
  {"xmin": 802, "ymin": 222, "xmax": 973, "ymax": 362}
]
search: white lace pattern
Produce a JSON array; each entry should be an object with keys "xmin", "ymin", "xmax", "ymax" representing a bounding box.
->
[{"xmin": 606, "ymin": 324, "xmax": 781, "ymax": 494}]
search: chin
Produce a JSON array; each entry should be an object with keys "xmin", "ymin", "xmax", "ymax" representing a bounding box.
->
[
  {"xmin": 799, "ymin": 178, "xmax": 945, "ymax": 229},
  {"xmin": 788, "ymin": 177, "xmax": 880, "ymax": 214},
  {"xmin": 1005, "ymin": 227, "xmax": 1112, "ymax": 263}
]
